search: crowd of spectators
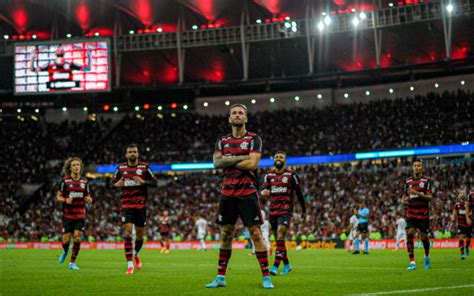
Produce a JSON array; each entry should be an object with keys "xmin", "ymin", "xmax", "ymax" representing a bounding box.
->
[
  {"xmin": 2, "ymin": 159, "xmax": 472, "ymax": 242},
  {"xmin": 94, "ymin": 90, "xmax": 473, "ymax": 163},
  {"xmin": 1, "ymin": 118, "xmax": 113, "ymax": 183},
  {"xmin": 1, "ymin": 89, "xmax": 473, "ymax": 242}
]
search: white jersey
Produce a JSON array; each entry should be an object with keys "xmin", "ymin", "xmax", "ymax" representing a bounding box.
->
[
  {"xmin": 195, "ymin": 218, "xmax": 207, "ymax": 236},
  {"xmin": 396, "ymin": 218, "xmax": 406, "ymax": 234},
  {"xmin": 350, "ymin": 215, "xmax": 359, "ymax": 231}
]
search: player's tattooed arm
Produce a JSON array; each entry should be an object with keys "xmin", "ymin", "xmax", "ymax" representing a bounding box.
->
[
  {"xmin": 213, "ymin": 152, "xmax": 248, "ymax": 169},
  {"xmin": 233, "ymin": 152, "xmax": 261, "ymax": 171}
]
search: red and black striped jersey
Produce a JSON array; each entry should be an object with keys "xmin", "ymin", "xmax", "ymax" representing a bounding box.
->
[
  {"xmin": 262, "ymin": 169, "xmax": 301, "ymax": 216},
  {"xmin": 468, "ymin": 190, "xmax": 474, "ymax": 219},
  {"xmin": 404, "ymin": 175, "xmax": 433, "ymax": 220},
  {"xmin": 455, "ymin": 200, "xmax": 470, "ymax": 228},
  {"xmin": 214, "ymin": 132, "xmax": 262, "ymax": 197},
  {"xmin": 159, "ymin": 216, "xmax": 170, "ymax": 233},
  {"xmin": 112, "ymin": 162, "xmax": 157, "ymax": 210},
  {"xmin": 58, "ymin": 176, "xmax": 90, "ymax": 220}
]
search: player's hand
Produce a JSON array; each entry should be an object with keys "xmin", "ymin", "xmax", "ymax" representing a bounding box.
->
[
  {"xmin": 401, "ymin": 196, "xmax": 409, "ymax": 204},
  {"xmin": 85, "ymin": 196, "xmax": 93, "ymax": 204},
  {"xmin": 261, "ymin": 189, "xmax": 270, "ymax": 198},
  {"xmin": 132, "ymin": 176, "xmax": 145, "ymax": 184},
  {"xmin": 66, "ymin": 197, "xmax": 73, "ymax": 204},
  {"xmin": 467, "ymin": 218, "xmax": 472, "ymax": 226},
  {"xmin": 115, "ymin": 177, "xmax": 125, "ymax": 187},
  {"xmin": 407, "ymin": 188, "xmax": 422, "ymax": 196}
]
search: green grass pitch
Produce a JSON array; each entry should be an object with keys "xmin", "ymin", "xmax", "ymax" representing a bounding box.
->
[{"xmin": 1, "ymin": 249, "xmax": 473, "ymax": 295}]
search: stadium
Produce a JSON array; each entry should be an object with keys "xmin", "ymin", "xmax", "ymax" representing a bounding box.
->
[{"xmin": 1, "ymin": 0, "xmax": 473, "ymax": 295}]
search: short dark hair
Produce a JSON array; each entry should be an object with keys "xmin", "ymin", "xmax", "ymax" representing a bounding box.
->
[
  {"xmin": 274, "ymin": 151, "xmax": 287, "ymax": 157},
  {"xmin": 412, "ymin": 158, "xmax": 423, "ymax": 164},
  {"xmin": 125, "ymin": 143, "xmax": 139, "ymax": 154},
  {"xmin": 229, "ymin": 103, "xmax": 247, "ymax": 115}
]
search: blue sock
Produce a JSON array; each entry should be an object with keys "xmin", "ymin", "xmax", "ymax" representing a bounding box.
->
[
  {"xmin": 364, "ymin": 238, "xmax": 369, "ymax": 252},
  {"xmin": 355, "ymin": 238, "xmax": 360, "ymax": 252}
]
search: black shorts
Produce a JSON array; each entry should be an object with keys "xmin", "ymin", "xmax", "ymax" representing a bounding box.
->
[
  {"xmin": 357, "ymin": 222, "xmax": 369, "ymax": 234},
  {"xmin": 63, "ymin": 219, "xmax": 85, "ymax": 234},
  {"xmin": 458, "ymin": 226, "xmax": 472, "ymax": 237},
  {"xmin": 216, "ymin": 194, "xmax": 263, "ymax": 227},
  {"xmin": 269, "ymin": 215, "xmax": 291, "ymax": 230},
  {"xmin": 160, "ymin": 232, "xmax": 169, "ymax": 239},
  {"xmin": 121, "ymin": 208, "xmax": 147, "ymax": 227},
  {"xmin": 406, "ymin": 218, "xmax": 429, "ymax": 233}
]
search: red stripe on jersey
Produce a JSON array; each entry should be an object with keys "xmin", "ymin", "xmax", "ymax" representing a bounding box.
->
[
  {"xmin": 64, "ymin": 214, "xmax": 86, "ymax": 220},
  {"xmin": 122, "ymin": 204, "xmax": 146, "ymax": 209}
]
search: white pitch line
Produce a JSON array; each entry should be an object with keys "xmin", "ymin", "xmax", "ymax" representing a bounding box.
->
[{"xmin": 349, "ymin": 284, "xmax": 474, "ymax": 295}]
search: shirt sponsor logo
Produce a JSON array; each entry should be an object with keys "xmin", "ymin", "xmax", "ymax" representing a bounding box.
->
[
  {"xmin": 271, "ymin": 186, "xmax": 287, "ymax": 193},
  {"xmin": 124, "ymin": 179, "xmax": 141, "ymax": 187},
  {"xmin": 69, "ymin": 192, "xmax": 84, "ymax": 198}
]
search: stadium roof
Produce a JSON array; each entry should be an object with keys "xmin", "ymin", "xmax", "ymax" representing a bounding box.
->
[{"xmin": 0, "ymin": 0, "xmax": 473, "ymax": 95}]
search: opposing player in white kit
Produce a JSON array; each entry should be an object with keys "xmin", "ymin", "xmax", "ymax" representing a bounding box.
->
[
  {"xmin": 348, "ymin": 209, "xmax": 359, "ymax": 252},
  {"xmin": 195, "ymin": 215, "xmax": 208, "ymax": 251},
  {"xmin": 394, "ymin": 214, "xmax": 407, "ymax": 252},
  {"xmin": 251, "ymin": 210, "xmax": 272, "ymax": 256}
]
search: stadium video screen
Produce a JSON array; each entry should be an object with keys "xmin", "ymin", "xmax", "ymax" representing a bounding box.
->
[{"xmin": 14, "ymin": 39, "xmax": 110, "ymax": 95}]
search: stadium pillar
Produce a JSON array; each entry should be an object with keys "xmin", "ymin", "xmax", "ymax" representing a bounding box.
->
[
  {"xmin": 441, "ymin": 0, "xmax": 452, "ymax": 59},
  {"xmin": 372, "ymin": 0, "xmax": 382, "ymax": 68},
  {"xmin": 305, "ymin": 0, "xmax": 315, "ymax": 75},
  {"xmin": 177, "ymin": 14, "xmax": 185, "ymax": 84},
  {"xmin": 240, "ymin": 5, "xmax": 249, "ymax": 81},
  {"xmin": 113, "ymin": 10, "xmax": 121, "ymax": 87}
]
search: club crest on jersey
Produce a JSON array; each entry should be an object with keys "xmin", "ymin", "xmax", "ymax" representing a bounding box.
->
[
  {"xmin": 80, "ymin": 183, "xmax": 85, "ymax": 189},
  {"xmin": 282, "ymin": 177, "xmax": 288, "ymax": 183},
  {"xmin": 240, "ymin": 141, "xmax": 249, "ymax": 150},
  {"xmin": 419, "ymin": 182, "xmax": 425, "ymax": 188},
  {"xmin": 136, "ymin": 169, "xmax": 143, "ymax": 175}
]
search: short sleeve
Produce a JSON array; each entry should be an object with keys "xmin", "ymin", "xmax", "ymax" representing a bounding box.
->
[
  {"xmin": 426, "ymin": 179, "xmax": 433, "ymax": 194},
  {"xmin": 112, "ymin": 166, "xmax": 121, "ymax": 183},
  {"xmin": 262, "ymin": 174, "xmax": 270, "ymax": 190},
  {"xmin": 58, "ymin": 180, "xmax": 66, "ymax": 194},
  {"xmin": 292, "ymin": 172, "xmax": 301, "ymax": 188},
  {"xmin": 250, "ymin": 135, "xmax": 262, "ymax": 154},
  {"xmin": 214, "ymin": 137, "xmax": 223, "ymax": 154},
  {"xmin": 146, "ymin": 165, "xmax": 157, "ymax": 181}
]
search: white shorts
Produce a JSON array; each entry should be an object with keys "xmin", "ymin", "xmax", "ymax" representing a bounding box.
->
[
  {"xmin": 197, "ymin": 232, "xmax": 206, "ymax": 240},
  {"xmin": 396, "ymin": 232, "xmax": 407, "ymax": 241},
  {"xmin": 349, "ymin": 229, "xmax": 357, "ymax": 240}
]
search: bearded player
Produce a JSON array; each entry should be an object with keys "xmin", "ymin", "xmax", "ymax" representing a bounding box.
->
[
  {"xmin": 206, "ymin": 104, "xmax": 274, "ymax": 289},
  {"xmin": 261, "ymin": 151, "xmax": 307, "ymax": 276},
  {"xmin": 401, "ymin": 159, "xmax": 433, "ymax": 270},
  {"xmin": 451, "ymin": 189, "xmax": 472, "ymax": 259},
  {"xmin": 113, "ymin": 144, "xmax": 158, "ymax": 274},
  {"xmin": 57, "ymin": 157, "xmax": 93, "ymax": 270},
  {"xmin": 159, "ymin": 210, "xmax": 171, "ymax": 254}
]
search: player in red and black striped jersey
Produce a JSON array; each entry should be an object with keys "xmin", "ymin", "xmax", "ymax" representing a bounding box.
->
[
  {"xmin": 452, "ymin": 189, "xmax": 472, "ymax": 259},
  {"xmin": 467, "ymin": 189, "xmax": 474, "ymax": 255},
  {"xmin": 56, "ymin": 157, "xmax": 93, "ymax": 270},
  {"xmin": 112, "ymin": 144, "xmax": 158, "ymax": 274},
  {"xmin": 261, "ymin": 151, "xmax": 306, "ymax": 276},
  {"xmin": 159, "ymin": 211, "xmax": 171, "ymax": 254},
  {"xmin": 206, "ymin": 104, "xmax": 274, "ymax": 289},
  {"xmin": 401, "ymin": 159, "xmax": 433, "ymax": 270}
]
